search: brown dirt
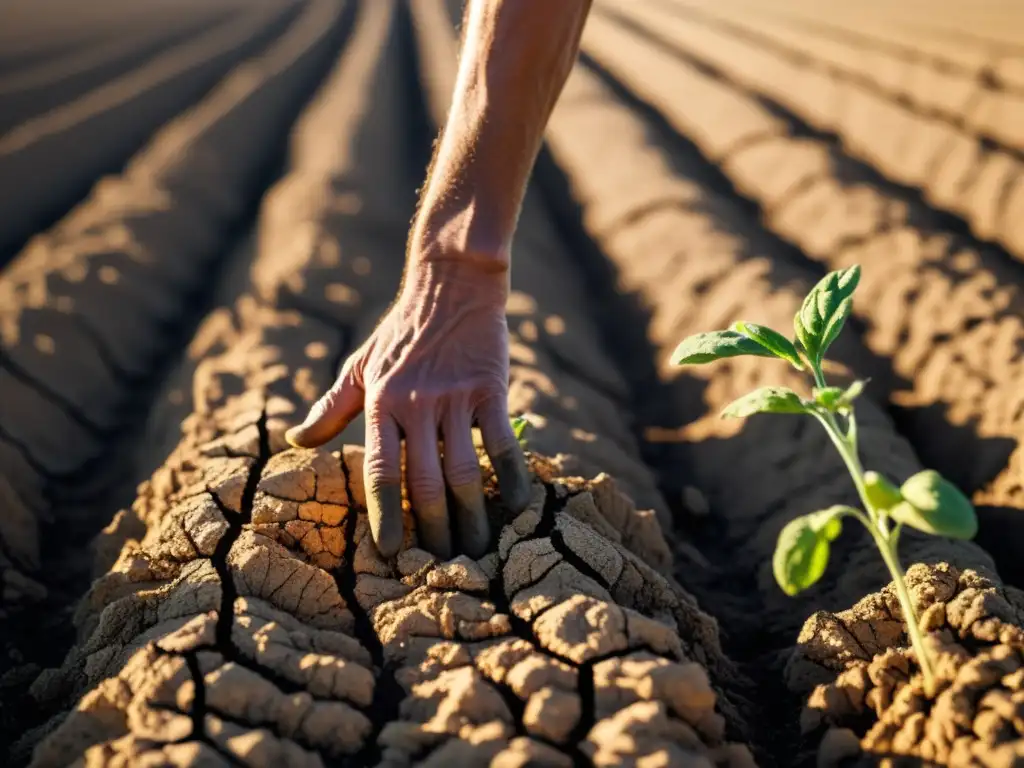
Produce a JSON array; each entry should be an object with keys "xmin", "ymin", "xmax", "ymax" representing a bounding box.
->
[
  {"xmin": 0, "ymin": 1, "xmax": 252, "ymax": 134},
  {"xmin": 6, "ymin": 0, "xmax": 1024, "ymax": 765},
  {"xmin": 790, "ymin": 563, "xmax": 1024, "ymax": 765},
  {"xmin": 30, "ymin": 439, "xmax": 751, "ymax": 766},
  {"xmin": 544, "ymin": 2, "xmax": 1024, "ymax": 763},
  {"xmin": 18, "ymin": 2, "xmax": 751, "ymax": 762},
  {"xmin": 0, "ymin": 0, "xmax": 306, "ymax": 261},
  {"xmin": 0, "ymin": 0, "xmax": 355, "ymax": 740},
  {"xmin": 581, "ymin": 0, "xmax": 1024, "ymax": 585}
]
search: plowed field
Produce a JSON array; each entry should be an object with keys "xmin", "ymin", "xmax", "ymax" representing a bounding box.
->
[{"xmin": 4, "ymin": 1, "xmax": 1024, "ymax": 765}]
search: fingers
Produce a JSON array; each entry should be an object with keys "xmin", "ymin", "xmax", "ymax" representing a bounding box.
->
[
  {"xmin": 286, "ymin": 366, "xmax": 363, "ymax": 448},
  {"xmin": 404, "ymin": 413, "xmax": 452, "ymax": 560},
  {"xmin": 476, "ymin": 396, "xmax": 531, "ymax": 514},
  {"xmin": 364, "ymin": 406, "xmax": 403, "ymax": 558},
  {"xmin": 442, "ymin": 403, "xmax": 489, "ymax": 559}
]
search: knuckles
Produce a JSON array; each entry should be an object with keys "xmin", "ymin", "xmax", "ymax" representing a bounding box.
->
[
  {"xmin": 404, "ymin": 474, "xmax": 446, "ymax": 504},
  {"xmin": 363, "ymin": 454, "xmax": 401, "ymax": 485},
  {"xmin": 443, "ymin": 458, "xmax": 482, "ymax": 488},
  {"xmin": 486, "ymin": 434, "xmax": 519, "ymax": 459},
  {"xmin": 375, "ymin": 384, "xmax": 439, "ymax": 414}
]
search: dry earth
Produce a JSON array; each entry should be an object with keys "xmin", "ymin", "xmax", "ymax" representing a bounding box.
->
[{"xmin": 3, "ymin": 0, "xmax": 1024, "ymax": 765}]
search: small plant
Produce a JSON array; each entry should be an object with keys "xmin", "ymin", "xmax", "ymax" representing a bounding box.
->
[
  {"xmin": 671, "ymin": 265, "xmax": 977, "ymax": 692},
  {"xmin": 510, "ymin": 415, "xmax": 531, "ymax": 448}
]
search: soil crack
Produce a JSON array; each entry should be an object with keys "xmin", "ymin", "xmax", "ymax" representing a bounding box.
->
[
  {"xmin": 178, "ymin": 651, "xmax": 246, "ymax": 767},
  {"xmin": 333, "ymin": 452, "xmax": 399, "ymax": 767},
  {"xmin": 208, "ymin": 404, "xmax": 270, "ymax": 655}
]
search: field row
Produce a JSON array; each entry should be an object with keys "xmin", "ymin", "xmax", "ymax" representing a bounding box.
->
[
  {"xmin": 4, "ymin": 0, "xmax": 1024, "ymax": 765},
  {"xmin": 0, "ymin": 0, "xmax": 357, "ymax": 749},
  {"xmin": 680, "ymin": 0, "xmax": 1024, "ymax": 78}
]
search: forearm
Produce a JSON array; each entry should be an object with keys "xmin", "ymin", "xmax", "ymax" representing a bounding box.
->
[{"xmin": 410, "ymin": 0, "xmax": 592, "ymax": 270}]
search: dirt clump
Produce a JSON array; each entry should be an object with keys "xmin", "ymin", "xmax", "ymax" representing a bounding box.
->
[
  {"xmin": 26, "ymin": 438, "xmax": 753, "ymax": 766},
  {"xmin": 789, "ymin": 563, "xmax": 1024, "ymax": 765}
]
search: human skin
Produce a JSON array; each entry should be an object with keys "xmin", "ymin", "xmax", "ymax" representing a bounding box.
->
[{"xmin": 285, "ymin": 0, "xmax": 593, "ymax": 559}]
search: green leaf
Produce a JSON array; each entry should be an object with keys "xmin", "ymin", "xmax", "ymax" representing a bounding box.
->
[
  {"xmin": 807, "ymin": 505, "xmax": 853, "ymax": 541},
  {"xmin": 510, "ymin": 416, "xmax": 530, "ymax": 446},
  {"xmin": 890, "ymin": 470, "xmax": 978, "ymax": 540},
  {"xmin": 732, "ymin": 322, "xmax": 804, "ymax": 370},
  {"xmin": 671, "ymin": 330, "xmax": 777, "ymax": 366},
  {"xmin": 720, "ymin": 386, "xmax": 808, "ymax": 419},
  {"xmin": 794, "ymin": 266, "xmax": 861, "ymax": 364},
  {"xmin": 863, "ymin": 471, "xmax": 903, "ymax": 512},
  {"xmin": 772, "ymin": 506, "xmax": 853, "ymax": 596},
  {"xmin": 793, "ymin": 310, "xmax": 810, "ymax": 359},
  {"xmin": 812, "ymin": 380, "xmax": 867, "ymax": 411},
  {"xmin": 819, "ymin": 296, "xmax": 854, "ymax": 362}
]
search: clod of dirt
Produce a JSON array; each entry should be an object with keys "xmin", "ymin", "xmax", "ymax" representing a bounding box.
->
[
  {"xmin": 788, "ymin": 563, "xmax": 1024, "ymax": 765},
  {"xmin": 30, "ymin": 437, "xmax": 753, "ymax": 766}
]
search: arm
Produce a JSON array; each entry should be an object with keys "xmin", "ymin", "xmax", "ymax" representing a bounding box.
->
[
  {"xmin": 287, "ymin": 0, "xmax": 593, "ymax": 559},
  {"xmin": 412, "ymin": 0, "xmax": 593, "ymax": 269}
]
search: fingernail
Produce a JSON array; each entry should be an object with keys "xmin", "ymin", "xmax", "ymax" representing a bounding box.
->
[
  {"xmin": 284, "ymin": 426, "xmax": 307, "ymax": 448},
  {"xmin": 368, "ymin": 484, "xmax": 404, "ymax": 558},
  {"xmin": 415, "ymin": 499, "xmax": 452, "ymax": 561},
  {"xmin": 450, "ymin": 483, "xmax": 489, "ymax": 559},
  {"xmin": 494, "ymin": 447, "xmax": 531, "ymax": 513}
]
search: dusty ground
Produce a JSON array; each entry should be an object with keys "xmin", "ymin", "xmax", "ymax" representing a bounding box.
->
[{"xmin": 3, "ymin": 0, "xmax": 1024, "ymax": 765}]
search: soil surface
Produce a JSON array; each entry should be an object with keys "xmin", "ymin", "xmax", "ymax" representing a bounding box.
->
[{"xmin": 3, "ymin": 0, "xmax": 1024, "ymax": 765}]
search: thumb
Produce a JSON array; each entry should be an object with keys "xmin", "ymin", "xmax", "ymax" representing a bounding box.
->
[{"xmin": 286, "ymin": 368, "xmax": 364, "ymax": 448}]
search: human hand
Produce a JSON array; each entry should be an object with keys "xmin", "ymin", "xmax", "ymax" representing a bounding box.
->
[{"xmin": 285, "ymin": 260, "xmax": 531, "ymax": 560}]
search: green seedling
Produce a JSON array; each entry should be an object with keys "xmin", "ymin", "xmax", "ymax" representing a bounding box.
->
[
  {"xmin": 671, "ymin": 265, "xmax": 977, "ymax": 692},
  {"xmin": 511, "ymin": 415, "xmax": 531, "ymax": 448}
]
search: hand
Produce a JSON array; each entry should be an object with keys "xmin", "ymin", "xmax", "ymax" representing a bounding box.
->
[{"xmin": 285, "ymin": 260, "xmax": 531, "ymax": 559}]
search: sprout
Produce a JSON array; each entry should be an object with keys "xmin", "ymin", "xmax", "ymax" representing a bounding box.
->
[
  {"xmin": 672, "ymin": 265, "xmax": 977, "ymax": 693},
  {"xmin": 510, "ymin": 415, "xmax": 530, "ymax": 448}
]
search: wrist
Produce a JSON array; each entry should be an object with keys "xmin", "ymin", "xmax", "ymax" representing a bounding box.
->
[
  {"xmin": 401, "ymin": 256, "xmax": 510, "ymax": 307},
  {"xmin": 410, "ymin": 206, "xmax": 511, "ymax": 273}
]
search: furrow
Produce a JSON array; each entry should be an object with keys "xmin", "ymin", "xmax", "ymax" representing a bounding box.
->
[
  {"xmin": 672, "ymin": 0, "xmax": 1024, "ymax": 76},
  {"xmin": 659, "ymin": 0, "xmax": 1012, "ymax": 140},
  {"xmin": 0, "ymin": 0, "xmax": 353, "ymax": 561},
  {"xmin": 17, "ymin": 0, "xmax": 414, "ymax": 762},
  {"xmin": 0, "ymin": 0, "xmax": 358, "ymax": 515},
  {"xmin": 544, "ymin": 48, "xmax": 1006, "ymax": 765},
  {"xmin": 0, "ymin": 0, "xmax": 245, "ymax": 73}
]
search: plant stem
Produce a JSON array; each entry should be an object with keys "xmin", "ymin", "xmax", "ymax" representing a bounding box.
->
[
  {"xmin": 873, "ymin": 528, "xmax": 937, "ymax": 693},
  {"xmin": 814, "ymin": 410, "xmax": 871, "ymax": 519},
  {"xmin": 811, "ymin": 362, "xmax": 937, "ymax": 692}
]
